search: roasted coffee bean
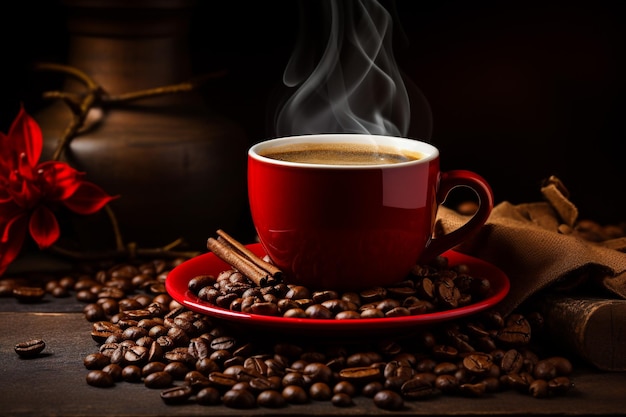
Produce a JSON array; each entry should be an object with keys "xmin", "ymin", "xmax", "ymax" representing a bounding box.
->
[
  {"xmin": 243, "ymin": 356, "xmax": 268, "ymax": 377},
  {"xmin": 434, "ymin": 361, "xmax": 458, "ymax": 375},
  {"xmin": 548, "ymin": 376, "xmax": 573, "ymax": 395},
  {"xmin": 14, "ymin": 339, "xmax": 46, "ymax": 358},
  {"xmin": 504, "ymin": 371, "xmax": 535, "ymax": 391},
  {"xmin": 121, "ymin": 365, "xmax": 143, "ymax": 383},
  {"xmin": 91, "ymin": 321, "xmax": 121, "ymax": 343},
  {"xmin": 533, "ymin": 359, "xmax": 557, "ymax": 380},
  {"xmin": 83, "ymin": 303, "xmax": 106, "ymax": 322},
  {"xmin": 400, "ymin": 377, "xmax": 437, "ymax": 400},
  {"xmin": 188, "ymin": 275, "xmax": 215, "ymax": 293},
  {"xmin": 83, "ymin": 352, "xmax": 110, "ymax": 369},
  {"xmin": 436, "ymin": 278, "xmax": 460, "ymax": 308},
  {"xmin": 13, "ymin": 286, "xmax": 45, "ymax": 303},
  {"xmin": 338, "ymin": 366, "xmax": 381, "ymax": 384},
  {"xmin": 373, "ymin": 389, "xmax": 404, "ymax": 411},
  {"xmin": 497, "ymin": 314, "xmax": 531, "ymax": 346},
  {"xmin": 459, "ymin": 381, "xmax": 488, "ymax": 397},
  {"xmin": 102, "ymin": 363, "xmax": 123, "ymax": 381},
  {"xmin": 309, "ymin": 382, "xmax": 332, "ymax": 400},
  {"xmin": 545, "ymin": 357, "xmax": 573, "ymax": 376},
  {"xmin": 142, "ymin": 361, "xmax": 167, "ymax": 377},
  {"xmin": 359, "ymin": 307, "xmax": 385, "ymax": 318},
  {"xmin": 210, "ymin": 336, "xmax": 237, "ymax": 351},
  {"xmin": 222, "ymin": 388, "xmax": 257, "ymax": 409},
  {"xmin": 335, "ymin": 310, "xmax": 366, "ymax": 320},
  {"xmin": 305, "ymin": 304, "xmax": 333, "ymax": 319},
  {"xmin": 501, "ymin": 349, "xmax": 524, "ymax": 374},
  {"xmin": 303, "ymin": 362, "xmax": 333, "ymax": 384},
  {"xmin": 282, "ymin": 384, "xmax": 309, "ymax": 404},
  {"xmin": 435, "ymin": 374, "xmax": 459, "ymax": 393},
  {"xmin": 331, "ymin": 392, "xmax": 354, "ymax": 407},
  {"xmin": 188, "ymin": 337, "xmax": 211, "ymax": 360},
  {"xmin": 184, "ymin": 370, "xmax": 212, "ymax": 391},
  {"xmin": 256, "ymin": 389, "xmax": 287, "ymax": 408},
  {"xmin": 432, "ymin": 344, "xmax": 458, "ymax": 361},
  {"xmin": 529, "ymin": 379, "xmax": 549, "ymax": 398},
  {"xmin": 144, "ymin": 371, "xmax": 173, "ymax": 388},
  {"xmin": 250, "ymin": 302, "xmax": 279, "ymax": 316},
  {"xmin": 462, "ymin": 353, "xmax": 493, "ymax": 375},
  {"xmin": 196, "ymin": 386, "xmax": 222, "ymax": 405},
  {"xmin": 208, "ymin": 372, "xmax": 237, "ymax": 389},
  {"xmin": 86, "ymin": 370, "xmax": 115, "ymax": 388},
  {"xmin": 332, "ymin": 380, "xmax": 356, "ymax": 397},
  {"xmin": 160, "ymin": 385, "xmax": 193, "ymax": 405},
  {"xmin": 164, "ymin": 361, "xmax": 190, "ymax": 380},
  {"xmin": 124, "ymin": 345, "xmax": 149, "ymax": 366},
  {"xmin": 247, "ymin": 376, "xmax": 277, "ymax": 393}
]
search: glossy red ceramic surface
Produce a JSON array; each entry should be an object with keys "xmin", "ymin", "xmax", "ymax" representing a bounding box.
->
[{"xmin": 247, "ymin": 135, "xmax": 493, "ymax": 291}]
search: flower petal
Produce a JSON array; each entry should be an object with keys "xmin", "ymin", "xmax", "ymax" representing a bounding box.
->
[
  {"xmin": 0, "ymin": 212, "xmax": 28, "ymax": 276},
  {"xmin": 8, "ymin": 106, "xmax": 42, "ymax": 169},
  {"xmin": 29, "ymin": 205, "xmax": 60, "ymax": 249},
  {"xmin": 63, "ymin": 181, "xmax": 118, "ymax": 215},
  {"xmin": 38, "ymin": 161, "xmax": 82, "ymax": 200}
]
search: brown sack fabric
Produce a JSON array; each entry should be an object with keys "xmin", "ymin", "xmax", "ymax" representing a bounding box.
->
[{"xmin": 435, "ymin": 177, "xmax": 626, "ymax": 316}]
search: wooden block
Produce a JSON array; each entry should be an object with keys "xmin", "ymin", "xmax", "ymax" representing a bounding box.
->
[{"xmin": 532, "ymin": 295, "xmax": 626, "ymax": 371}]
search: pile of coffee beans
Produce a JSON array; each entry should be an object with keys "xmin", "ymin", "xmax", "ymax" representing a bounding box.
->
[
  {"xmin": 5, "ymin": 256, "xmax": 575, "ymax": 410},
  {"xmin": 187, "ymin": 256, "xmax": 492, "ymax": 320}
]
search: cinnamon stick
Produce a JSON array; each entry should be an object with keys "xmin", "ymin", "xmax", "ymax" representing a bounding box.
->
[
  {"xmin": 206, "ymin": 231, "xmax": 282, "ymax": 286},
  {"xmin": 216, "ymin": 229, "xmax": 283, "ymax": 278}
]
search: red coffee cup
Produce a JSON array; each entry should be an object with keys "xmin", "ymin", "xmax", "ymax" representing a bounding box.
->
[{"xmin": 248, "ymin": 134, "xmax": 493, "ymax": 291}]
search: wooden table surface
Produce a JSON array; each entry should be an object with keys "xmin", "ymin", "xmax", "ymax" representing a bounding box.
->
[{"xmin": 2, "ymin": 293, "xmax": 626, "ymax": 417}]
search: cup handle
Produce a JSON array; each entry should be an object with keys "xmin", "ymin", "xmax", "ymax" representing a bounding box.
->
[{"xmin": 420, "ymin": 169, "xmax": 494, "ymax": 263}]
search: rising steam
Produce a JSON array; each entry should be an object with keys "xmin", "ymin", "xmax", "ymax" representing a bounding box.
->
[{"xmin": 274, "ymin": 0, "xmax": 413, "ymax": 138}]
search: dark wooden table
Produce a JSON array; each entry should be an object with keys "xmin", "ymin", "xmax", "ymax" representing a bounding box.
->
[{"xmin": 2, "ymin": 274, "xmax": 626, "ymax": 416}]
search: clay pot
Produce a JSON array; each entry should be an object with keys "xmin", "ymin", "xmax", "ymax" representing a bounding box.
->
[{"xmin": 35, "ymin": 0, "xmax": 249, "ymax": 251}]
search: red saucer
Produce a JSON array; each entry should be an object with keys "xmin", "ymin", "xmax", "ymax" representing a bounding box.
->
[{"xmin": 165, "ymin": 243, "xmax": 510, "ymax": 337}]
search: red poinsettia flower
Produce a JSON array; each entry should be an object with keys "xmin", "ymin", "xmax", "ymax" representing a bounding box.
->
[{"xmin": 0, "ymin": 106, "xmax": 118, "ymax": 275}]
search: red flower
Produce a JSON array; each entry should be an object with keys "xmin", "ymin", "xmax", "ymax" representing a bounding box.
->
[{"xmin": 0, "ymin": 106, "xmax": 118, "ymax": 275}]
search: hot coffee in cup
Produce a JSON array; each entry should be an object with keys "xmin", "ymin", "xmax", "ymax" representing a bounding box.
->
[
  {"xmin": 248, "ymin": 134, "xmax": 493, "ymax": 291},
  {"xmin": 258, "ymin": 141, "xmax": 422, "ymax": 165}
]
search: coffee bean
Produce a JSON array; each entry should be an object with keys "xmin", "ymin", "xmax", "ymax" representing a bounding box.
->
[
  {"xmin": 400, "ymin": 376, "xmax": 437, "ymax": 400},
  {"xmin": 86, "ymin": 370, "xmax": 115, "ymax": 388},
  {"xmin": 373, "ymin": 389, "xmax": 404, "ymax": 410},
  {"xmin": 196, "ymin": 387, "xmax": 222, "ymax": 405},
  {"xmin": 14, "ymin": 339, "xmax": 46, "ymax": 358},
  {"xmin": 548, "ymin": 376, "xmax": 573, "ymax": 395},
  {"xmin": 501, "ymin": 349, "xmax": 524, "ymax": 374},
  {"xmin": 160, "ymin": 385, "xmax": 193, "ymax": 405},
  {"xmin": 121, "ymin": 365, "xmax": 143, "ymax": 383},
  {"xmin": 102, "ymin": 363, "xmax": 123, "ymax": 381},
  {"xmin": 533, "ymin": 359, "xmax": 557, "ymax": 380},
  {"xmin": 282, "ymin": 384, "xmax": 309, "ymax": 404},
  {"xmin": 222, "ymin": 388, "xmax": 257, "ymax": 409},
  {"xmin": 83, "ymin": 352, "xmax": 110, "ymax": 369},
  {"xmin": 529, "ymin": 379, "xmax": 549, "ymax": 398},
  {"xmin": 338, "ymin": 366, "xmax": 381, "ymax": 384},
  {"xmin": 13, "ymin": 286, "xmax": 46, "ymax": 303},
  {"xmin": 459, "ymin": 381, "xmax": 488, "ymax": 397},
  {"xmin": 331, "ymin": 392, "xmax": 354, "ymax": 407},
  {"xmin": 256, "ymin": 389, "xmax": 287, "ymax": 408},
  {"xmin": 462, "ymin": 353, "xmax": 493, "ymax": 375},
  {"xmin": 144, "ymin": 371, "xmax": 173, "ymax": 389}
]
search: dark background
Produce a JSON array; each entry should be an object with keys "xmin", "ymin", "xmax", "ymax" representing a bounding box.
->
[{"xmin": 2, "ymin": 0, "xmax": 625, "ymax": 226}]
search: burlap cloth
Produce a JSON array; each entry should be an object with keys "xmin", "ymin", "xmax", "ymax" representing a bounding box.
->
[{"xmin": 436, "ymin": 176, "xmax": 626, "ymax": 316}]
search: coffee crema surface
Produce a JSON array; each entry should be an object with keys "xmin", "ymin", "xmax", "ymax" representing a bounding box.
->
[{"xmin": 259, "ymin": 142, "xmax": 423, "ymax": 165}]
